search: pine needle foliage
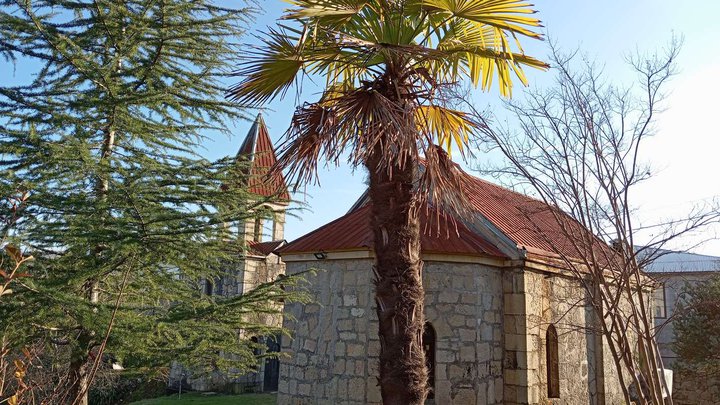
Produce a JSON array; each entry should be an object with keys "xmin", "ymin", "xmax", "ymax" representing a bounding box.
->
[
  {"xmin": 0, "ymin": 0, "xmax": 303, "ymax": 401},
  {"xmin": 673, "ymin": 275, "xmax": 720, "ymax": 377}
]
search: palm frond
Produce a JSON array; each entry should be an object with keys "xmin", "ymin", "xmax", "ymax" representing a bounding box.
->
[
  {"xmin": 417, "ymin": 144, "xmax": 473, "ymax": 220},
  {"xmin": 283, "ymin": 0, "xmax": 370, "ymax": 25},
  {"xmin": 428, "ymin": 20, "xmax": 548, "ymax": 95},
  {"xmin": 272, "ymin": 103, "xmax": 335, "ymax": 188},
  {"xmin": 273, "ymin": 83, "xmax": 420, "ymax": 186},
  {"xmin": 420, "ymin": 0, "xmax": 544, "ymax": 39},
  {"xmin": 227, "ymin": 27, "xmax": 306, "ymax": 105},
  {"xmin": 415, "ymin": 105, "xmax": 479, "ymax": 159},
  {"xmin": 231, "ymin": 0, "xmax": 549, "ymax": 207}
]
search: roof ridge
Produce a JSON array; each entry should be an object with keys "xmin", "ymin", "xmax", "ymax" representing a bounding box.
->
[
  {"xmin": 236, "ymin": 113, "xmax": 263, "ymax": 160},
  {"xmin": 279, "ymin": 202, "xmax": 507, "ymax": 258},
  {"xmin": 461, "ymin": 170, "xmax": 554, "ymax": 207},
  {"xmin": 418, "ymin": 158, "xmax": 554, "ymax": 209},
  {"xmin": 283, "ymin": 160, "xmax": 608, "ymax": 261}
]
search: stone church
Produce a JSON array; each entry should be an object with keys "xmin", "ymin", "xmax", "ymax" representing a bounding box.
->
[
  {"xmin": 174, "ymin": 115, "xmax": 631, "ymax": 403},
  {"xmin": 274, "ymin": 172, "xmax": 629, "ymax": 403}
]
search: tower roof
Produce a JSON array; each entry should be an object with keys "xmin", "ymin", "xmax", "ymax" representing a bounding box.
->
[{"xmin": 236, "ymin": 114, "xmax": 290, "ymax": 201}]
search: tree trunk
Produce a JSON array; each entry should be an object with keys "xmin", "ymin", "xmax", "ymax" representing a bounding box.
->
[
  {"xmin": 66, "ymin": 128, "xmax": 116, "ymax": 405},
  {"xmin": 67, "ymin": 336, "xmax": 92, "ymax": 405},
  {"xmin": 366, "ymin": 151, "xmax": 428, "ymax": 405}
]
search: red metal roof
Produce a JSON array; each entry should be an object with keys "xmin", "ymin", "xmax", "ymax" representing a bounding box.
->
[
  {"xmin": 280, "ymin": 164, "xmax": 605, "ymax": 261},
  {"xmin": 460, "ymin": 173, "xmax": 593, "ymax": 260},
  {"xmin": 236, "ymin": 115, "xmax": 290, "ymax": 201},
  {"xmin": 248, "ymin": 240, "xmax": 285, "ymax": 256},
  {"xmin": 278, "ymin": 204, "xmax": 507, "ymax": 258}
]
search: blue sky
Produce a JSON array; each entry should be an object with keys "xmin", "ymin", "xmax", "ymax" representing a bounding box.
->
[
  {"xmin": 5, "ymin": 1, "xmax": 719, "ymax": 255},
  {"xmin": 211, "ymin": 1, "xmax": 720, "ymax": 255}
]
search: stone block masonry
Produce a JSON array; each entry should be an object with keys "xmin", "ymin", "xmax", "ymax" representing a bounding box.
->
[
  {"xmin": 502, "ymin": 268, "xmax": 626, "ymax": 405},
  {"xmin": 277, "ymin": 255, "xmax": 632, "ymax": 404},
  {"xmin": 277, "ymin": 258, "xmax": 505, "ymax": 404}
]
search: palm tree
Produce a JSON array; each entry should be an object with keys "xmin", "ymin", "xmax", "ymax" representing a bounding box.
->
[{"xmin": 229, "ymin": 1, "xmax": 546, "ymax": 403}]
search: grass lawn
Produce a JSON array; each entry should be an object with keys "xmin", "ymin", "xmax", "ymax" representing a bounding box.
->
[{"xmin": 129, "ymin": 393, "xmax": 276, "ymax": 405}]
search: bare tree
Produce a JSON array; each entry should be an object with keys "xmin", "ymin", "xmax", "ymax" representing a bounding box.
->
[{"xmin": 462, "ymin": 40, "xmax": 720, "ymax": 404}]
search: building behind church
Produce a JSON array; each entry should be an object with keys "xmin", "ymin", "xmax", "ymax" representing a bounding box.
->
[{"xmin": 645, "ymin": 250, "xmax": 720, "ymax": 404}]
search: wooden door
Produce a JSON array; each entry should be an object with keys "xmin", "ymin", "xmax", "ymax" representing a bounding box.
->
[{"xmin": 263, "ymin": 335, "xmax": 281, "ymax": 392}]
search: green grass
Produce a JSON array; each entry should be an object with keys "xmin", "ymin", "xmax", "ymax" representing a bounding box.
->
[{"xmin": 129, "ymin": 393, "xmax": 276, "ymax": 405}]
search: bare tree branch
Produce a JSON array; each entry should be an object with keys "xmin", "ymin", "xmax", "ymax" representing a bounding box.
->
[{"xmin": 456, "ymin": 37, "xmax": 719, "ymax": 404}]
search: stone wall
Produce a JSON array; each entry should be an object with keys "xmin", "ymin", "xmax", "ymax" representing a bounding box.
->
[
  {"xmin": 278, "ymin": 258, "xmax": 376, "ymax": 405},
  {"xmin": 277, "ymin": 257, "xmax": 505, "ymax": 404},
  {"xmin": 168, "ymin": 253, "xmax": 285, "ymax": 393},
  {"xmin": 424, "ymin": 261, "xmax": 505, "ymax": 404},
  {"xmin": 168, "ymin": 362, "xmax": 264, "ymax": 394},
  {"xmin": 240, "ymin": 253, "xmax": 285, "ymax": 294},
  {"xmin": 504, "ymin": 268, "xmax": 626, "ymax": 405},
  {"xmin": 279, "ymin": 257, "xmax": 634, "ymax": 404}
]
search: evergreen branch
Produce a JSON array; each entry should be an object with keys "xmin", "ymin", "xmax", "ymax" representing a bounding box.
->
[{"xmin": 14, "ymin": 0, "xmax": 111, "ymax": 94}]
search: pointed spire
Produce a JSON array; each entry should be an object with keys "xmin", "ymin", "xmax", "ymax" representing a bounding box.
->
[
  {"xmin": 236, "ymin": 113, "xmax": 290, "ymax": 201},
  {"xmin": 236, "ymin": 113, "xmax": 263, "ymax": 159}
]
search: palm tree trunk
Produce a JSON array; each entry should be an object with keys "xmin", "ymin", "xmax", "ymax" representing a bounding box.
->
[{"xmin": 366, "ymin": 150, "xmax": 428, "ymax": 405}]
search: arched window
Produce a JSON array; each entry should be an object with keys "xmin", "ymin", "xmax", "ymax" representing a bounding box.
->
[
  {"xmin": 250, "ymin": 336, "xmax": 261, "ymax": 356},
  {"xmin": 263, "ymin": 335, "xmax": 281, "ymax": 392},
  {"xmin": 252, "ymin": 206, "xmax": 277, "ymax": 242},
  {"xmin": 546, "ymin": 324, "xmax": 560, "ymax": 398},
  {"xmin": 263, "ymin": 214, "xmax": 275, "ymax": 240},
  {"xmin": 253, "ymin": 216, "xmax": 263, "ymax": 242},
  {"xmin": 423, "ymin": 322, "xmax": 436, "ymax": 399},
  {"xmin": 249, "ymin": 336, "xmax": 261, "ymax": 372}
]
